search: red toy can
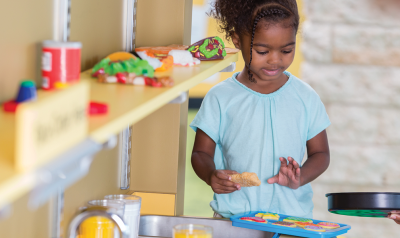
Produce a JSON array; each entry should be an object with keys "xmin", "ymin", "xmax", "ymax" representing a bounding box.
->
[{"xmin": 42, "ymin": 41, "xmax": 82, "ymax": 90}]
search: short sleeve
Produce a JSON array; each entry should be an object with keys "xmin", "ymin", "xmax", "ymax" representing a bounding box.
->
[
  {"xmin": 190, "ymin": 90, "xmax": 221, "ymax": 143},
  {"xmin": 307, "ymin": 94, "xmax": 331, "ymax": 141}
]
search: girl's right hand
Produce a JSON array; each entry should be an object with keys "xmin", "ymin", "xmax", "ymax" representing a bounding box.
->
[{"xmin": 209, "ymin": 170, "xmax": 241, "ymax": 194}]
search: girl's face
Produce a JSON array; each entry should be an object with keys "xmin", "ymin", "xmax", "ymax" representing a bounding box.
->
[{"xmin": 235, "ymin": 19, "xmax": 296, "ymax": 83}]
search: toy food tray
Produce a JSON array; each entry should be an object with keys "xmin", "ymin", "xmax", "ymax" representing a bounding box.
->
[{"xmin": 230, "ymin": 211, "xmax": 351, "ymax": 238}]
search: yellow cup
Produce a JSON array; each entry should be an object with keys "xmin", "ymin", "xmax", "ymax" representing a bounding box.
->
[
  {"xmin": 79, "ymin": 199, "xmax": 125, "ymax": 238},
  {"xmin": 173, "ymin": 224, "xmax": 212, "ymax": 238},
  {"xmin": 79, "ymin": 216, "xmax": 114, "ymax": 238}
]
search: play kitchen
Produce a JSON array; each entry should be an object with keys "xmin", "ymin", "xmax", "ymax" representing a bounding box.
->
[{"xmin": 64, "ymin": 192, "xmax": 400, "ymax": 238}]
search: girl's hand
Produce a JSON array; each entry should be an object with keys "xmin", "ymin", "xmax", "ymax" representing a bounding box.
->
[
  {"xmin": 389, "ymin": 211, "xmax": 400, "ymax": 225},
  {"xmin": 209, "ymin": 170, "xmax": 241, "ymax": 194},
  {"xmin": 267, "ymin": 157, "xmax": 301, "ymax": 189}
]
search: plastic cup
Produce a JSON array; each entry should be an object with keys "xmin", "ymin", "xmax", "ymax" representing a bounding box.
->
[
  {"xmin": 87, "ymin": 199, "xmax": 125, "ymax": 217},
  {"xmin": 105, "ymin": 194, "xmax": 142, "ymax": 238},
  {"xmin": 173, "ymin": 224, "xmax": 213, "ymax": 238},
  {"xmin": 79, "ymin": 199, "xmax": 125, "ymax": 238}
]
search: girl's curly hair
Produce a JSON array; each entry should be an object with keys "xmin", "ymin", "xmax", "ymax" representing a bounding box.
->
[
  {"xmin": 209, "ymin": 0, "xmax": 299, "ymax": 41},
  {"xmin": 209, "ymin": 0, "xmax": 299, "ymax": 82}
]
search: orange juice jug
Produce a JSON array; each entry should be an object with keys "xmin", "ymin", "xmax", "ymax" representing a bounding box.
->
[{"xmin": 79, "ymin": 216, "xmax": 115, "ymax": 238}]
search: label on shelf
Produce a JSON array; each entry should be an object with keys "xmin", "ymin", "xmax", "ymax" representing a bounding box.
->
[{"xmin": 15, "ymin": 82, "xmax": 89, "ymax": 171}]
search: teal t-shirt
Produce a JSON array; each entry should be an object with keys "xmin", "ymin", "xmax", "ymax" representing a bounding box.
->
[{"xmin": 190, "ymin": 71, "xmax": 330, "ymax": 218}]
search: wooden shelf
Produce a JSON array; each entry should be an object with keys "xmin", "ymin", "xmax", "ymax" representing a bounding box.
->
[
  {"xmin": 88, "ymin": 53, "xmax": 238, "ymax": 143},
  {"xmin": 0, "ymin": 52, "xmax": 238, "ymax": 209}
]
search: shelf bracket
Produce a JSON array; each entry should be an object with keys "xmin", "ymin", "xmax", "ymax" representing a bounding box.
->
[
  {"xmin": 28, "ymin": 139, "xmax": 102, "ymax": 209},
  {"xmin": 53, "ymin": 0, "xmax": 71, "ymax": 41},
  {"xmin": 103, "ymin": 135, "xmax": 118, "ymax": 150},
  {"xmin": 219, "ymin": 62, "xmax": 236, "ymax": 72},
  {"xmin": 119, "ymin": 0, "xmax": 136, "ymax": 190},
  {"xmin": 123, "ymin": 0, "xmax": 136, "ymax": 51},
  {"xmin": 49, "ymin": 189, "xmax": 64, "ymax": 238},
  {"xmin": 0, "ymin": 205, "xmax": 11, "ymax": 220},
  {"xmin": 169, "ymin": 92, "xmax": 188, "ymax": 104},
  {"xmin": 119, "ymin": 126, "xmax": 132, "ymax": 190},
  {"xmin": 272, "ymin": 233, "xmax": 281, "ymax": 238}
]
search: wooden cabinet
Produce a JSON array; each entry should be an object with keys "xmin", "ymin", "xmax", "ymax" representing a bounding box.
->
[{"xmin": 0, "ymin": 0, "xmax": 238, "ymax": 237}]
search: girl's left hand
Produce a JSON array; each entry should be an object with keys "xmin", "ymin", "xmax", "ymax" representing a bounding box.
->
[{"xmin": 267, "ymin": 157, "xmax": 301, "ymax": 189}]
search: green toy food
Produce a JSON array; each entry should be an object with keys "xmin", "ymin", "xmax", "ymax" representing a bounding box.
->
[
  {"xmin": 91, "ymin": 57, "xmax": 173, "ymax": 87},
  {"xmin": 92, "ymin": 58, "xmax": 154, "ymax": 78},
  {"xmin": 187, "ymin": 36, "xmax": 227, "ymax": 60}
]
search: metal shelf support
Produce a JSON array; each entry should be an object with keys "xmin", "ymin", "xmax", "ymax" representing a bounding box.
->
[
  {"xmin": 28, "ymin": 139, "xmax": 103, "ymax": 210},
  {"xmin": 119, "ymin": 127, "xmax": 132, "ymax": 190},
  {"xmin": 169, "ymin": 92, "xmax": 188, "ymax": 104},
  {"xmin": 219, "ymin": 62, "xmax": 236, "ymax": 72}
]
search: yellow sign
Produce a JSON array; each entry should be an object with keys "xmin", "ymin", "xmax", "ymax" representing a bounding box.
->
[{"xmin": 15, "ymin": 82, "xmax": 89, "ymax": 171}]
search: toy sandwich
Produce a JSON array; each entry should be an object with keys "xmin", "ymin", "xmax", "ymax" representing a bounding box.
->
[{"xmin": 231, "ymin": 172, "xmax": 261, "ymax": 187}]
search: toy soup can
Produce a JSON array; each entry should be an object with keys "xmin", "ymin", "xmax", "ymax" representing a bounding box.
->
[{"xmin": 42, "ymin": 40, "xmax": 82, "ymax": 90}]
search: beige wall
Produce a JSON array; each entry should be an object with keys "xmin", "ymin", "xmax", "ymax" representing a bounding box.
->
[
  {"xmin": 302, "ymin": 0, "xmax": 400, "ymax": 237},
  {"xmin": 0, "ymin": 0, "xmax": 53, "ymax": 103},
  {"xmin": 136, "ymin": 0, "xmax": 192, "ymax": 46},
  {"xmin": 69, "ymin": 0, "xmax": 126, "ymax": 71},
  {"xmin": 0, "ymin": 0, "xmax": 128, "ymax": 104},
  {"xmin": 0, "ymin": 194, "xmax": 50, "ymax": 238}
]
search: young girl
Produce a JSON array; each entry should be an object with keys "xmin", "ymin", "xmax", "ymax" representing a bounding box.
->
[{"xmin": 190, "ymin": 0, "xmax": 330, "ymax": 218}]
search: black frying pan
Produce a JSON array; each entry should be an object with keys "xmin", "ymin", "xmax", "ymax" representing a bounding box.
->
[{"xmin": 326, "ymin": 192, "xmax": 400, "ymax": 217}]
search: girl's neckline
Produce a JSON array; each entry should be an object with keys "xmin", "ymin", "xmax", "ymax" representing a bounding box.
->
[{"xmin": 232, "ymin": 71, "xmax": 293, "ymax": 97}]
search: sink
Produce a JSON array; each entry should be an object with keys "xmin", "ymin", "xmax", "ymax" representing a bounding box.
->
[{"xmin": 139, "ymin": 215, "xmax": 274, "ymax": 238}]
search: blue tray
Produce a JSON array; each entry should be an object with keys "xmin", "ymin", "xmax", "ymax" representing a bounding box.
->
[{"xmin": 230, "ymin": 211, "xmax": 351, "ymax": 238}]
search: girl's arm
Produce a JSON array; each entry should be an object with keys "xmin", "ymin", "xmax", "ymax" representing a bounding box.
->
[
  {"xmin": 192, "ymin": 129, "xmax": 240, "ymax": 194},
  {"xmin": 300, "ymin": 129, "xmax": 330, "ymax": 186}
]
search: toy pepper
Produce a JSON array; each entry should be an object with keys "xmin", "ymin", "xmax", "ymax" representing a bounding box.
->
[
  {"xmin": 92, "ymin": 58, "xmax": 110, "ymax": 77},
  {"xmin": 187, "ymin": 36, "xmax": 227, "ymax": 60}
]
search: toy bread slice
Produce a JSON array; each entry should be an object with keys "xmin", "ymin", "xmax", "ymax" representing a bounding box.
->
[
  {"xmin": 231, "ymin": 172, "xmax": 261, "ymax": 187},
  {"xmin": 225, "ymin": 47, "xmax": 240, "ymax": 53},
  {"xmin": 106, "ymin": 52, "xmax": 136, "ymax": 61},
  {"xmin": 166, "ymin": 44, "xmax": 189, "ymax": 50}
]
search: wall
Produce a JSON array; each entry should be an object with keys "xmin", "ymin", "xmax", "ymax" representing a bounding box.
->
[
  {"xmin": 302, "ymin": 0, "xmax": 400, "ymax": 237},
  {"xmin": 0, "ymin": 0, "xmax": 53, "ymax": 103},
  {"xmin": 0, "ymin": 0, "xmax": 127, "ymax": 104}
]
